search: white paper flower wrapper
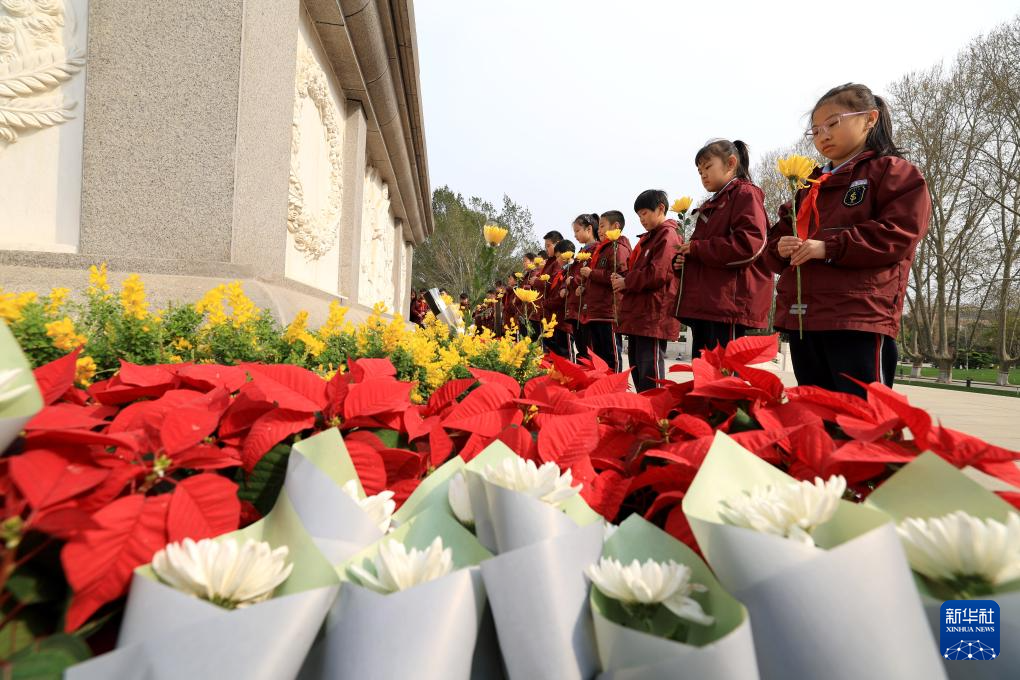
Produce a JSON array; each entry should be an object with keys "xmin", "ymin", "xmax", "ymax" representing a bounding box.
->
[
  {"xmin": 298, "ymin": 507, "xmax": 493, "ymax": 680},
  {"xmin": 682, "ymin": 432, "xmax": 947, "ymax": 680},
  {"xmin": 463, "ymin": 441, "xmax": 601, "ymax": 554},
  {"xmin": 0, "ymin": 323, "xmax": 43, "ymax": 453},
  {"xmin": 68, "ymin": 428, "xmax": 381, "ymax": 680},
  {"xmin": 867, "ymin": 452, "xmax": 1020, "ymax": 680},
  {"xmin": 591, "ymin": 515, "xmax": 760, "ymax": 680},
  {"xmin": 481, "ymin": 519, "xmax": 606, "ymax": 680}
]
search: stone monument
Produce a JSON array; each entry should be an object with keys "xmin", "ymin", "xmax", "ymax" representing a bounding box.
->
[{"xmin": 0, "ymin": 0, "xmax": 432, "ymax": 324}]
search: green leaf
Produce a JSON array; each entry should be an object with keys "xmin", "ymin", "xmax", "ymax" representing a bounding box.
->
[
  {"xmin": 7, "ymin": 633, "xmax": 92, "ymax": 679},
  {"xmin": 369, "ymin": 428, "xmax": 403, "ymax": 449},
  {"xmin": 0, "ymin": 618, "xmax": 34, "ymax": 660},
  {"xmin": 6, "ymin": 566, "xmax": 62, "ymax": 606},
  {"xmin": 237, "ymin": 443, "xmax": 291, "ymax": 516}
]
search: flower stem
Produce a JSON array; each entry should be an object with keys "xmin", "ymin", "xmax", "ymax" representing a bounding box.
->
[
  {"xmin": 612, "ymin": 243, "xmax": 619, "ymax": 325},
  {"xmin": 790, "ymin": 184, "xmax": 803, "ymax": 339}
]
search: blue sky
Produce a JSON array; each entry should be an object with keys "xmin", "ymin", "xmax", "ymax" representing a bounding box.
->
[{"xmin": 415, "ymin": 0, "xmax": 1019, "ymax": 243}]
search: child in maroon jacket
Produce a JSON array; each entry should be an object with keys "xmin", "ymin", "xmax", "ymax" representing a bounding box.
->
[
  {"xmin": 580, "ymin": 211, "xmax": 631, "ymax": 371},
  {"xmin": 673, "ymin": 139, "xmax": 771, "ymax": 356},
  {"xmin": 545, "ymin": 239, "xmax": 576, "ymax": 359},
  {"xmin": 565, "ymin": 213, "xmax": 600, "ymax": 362},
  {"xmin": 765, "ymin": 83, "xmax": 931, "ymax": 397},
  {"xmin": 612, "ymin": 190, "xmax": 681, "ymax": 392}
]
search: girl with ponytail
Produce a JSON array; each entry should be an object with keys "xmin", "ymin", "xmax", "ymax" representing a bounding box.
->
[
  {"xmin": 672, "ymin": 138, "xmax": 772, "ymax": 356},
  {"xmin": 764, "ymin": 83, "xmax": 930, "ymax": 397}
]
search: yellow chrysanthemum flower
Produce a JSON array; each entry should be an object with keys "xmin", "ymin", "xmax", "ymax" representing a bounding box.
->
[
  {"xmin": 539, "ymin": 274, "xmax": 551, "ymax": 282},
  {"xmin": 75, "ymin": 356, "xmax": 97, "ymax": 386},
  {"xmin": 514, "ymin": 272, "xmax": 524, "ymax": 279},
  {"xmin": 483, "ymin": 223, "xmax": 509, "ymax": 246},
  {"xmin": 777, "ymin": 155, "xmax": 817, "ymax": 187},
  {"xmin": 514, "ymin": 289, "xmax": 540, "ymax": 304},
  {"xmin": 574, "ymin": 252, "xmax": 592, "ymax": 262},
  {"xmin": 46, "ymin": 317, "xmax": 87, "ymax": 351},
  {"xmin": 559, "ymin": 251, "xmax": 574, "ymax": 262},
  {"xmin": 533, "ymin": 257, "xmax": 545, "ymax": 266},
  {"xmin": 605, "ymin": 229, "xmax": 622, "ymax": 241},
  {"xmin": 119, "ymin": 274, "xmax": 149, "ymax": 320},
  {"xmin": 671, "ymin": 196, "xmax": 693, "ymax": 214}
]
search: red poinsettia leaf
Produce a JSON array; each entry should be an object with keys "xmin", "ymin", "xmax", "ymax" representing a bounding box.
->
[
  {"xmin": 62, "ymin": 494, "xmax": 170, "ymax": 632},
  {"xmin": 537, "ymin": 412, "xmax": 599, "ymax": 468},
  {"xmin": 25, "ymin": 403, "xmax": 108, "ymax": 431},
  {"xmin": 176, "ymin": 364, "xmax": 249, "ymax": 393},
  {"xmin": 324, "ymin": 370, "xmax": 352, "ymax": 421},
  {"xmin": 23, "ymin": 428, "xmax": 141, "ymax": 453},
  {"xmin": 998, "ymin": 491, "xmax": 1020, "ymax": 511},
  {"xmin": 830, "ymin": 440, "xmax": 917, "ymax": 465},
  {"xmin": 664, "ymin": 505, "xmax": 699, "ymax": 553},
  {"xmin": 579, "ymin": 469, "xmax": 628, "ymax": 521},
  {"xmin": 75, "ymin": 464, "xmax": 145, "ymax": 514},
  {"xmin": 576, "ymin": 391, "xmax": 655, "ymax": 417},
  {"xmin": 580, "ymin": 350, "xmax": 611, "ymax": 375},
  {"xmin": 446, "ymin": 407, "xmax": 521, "ymax": 438},
  {"xmin": 240, "ymin": 409, "xmax": 315, "ymax": 471},
  {"xmin": 348, "ymin": 358, "xmax": 397, "ymax": 382},
  {"xmin": 117, "ymin": 362, "xmax": 177, "ymax": 388},
  {"xmin": 161, "ymin": 407, "xmax": 223, "ymax": 455},
  {"xmin": 628, "ymin": 464, "xmax": 697, "ymax": 494},
  {"xmin": 547, "ymin": 354, "xmax": 595, "ymax": 389},
  {"xmin": 10, "ymin": 449, "xmax": 109, "ymax": 511},
  {"xmin": 388, "ymin": 478, "xmax": 422, "ymax": 507},
  {"xmin": 219, "ymin": 392, "xmax": 274, "ymax": 439},
  {"xmin": 30, "ymin": 503, "xmax": 100, "ymax": 539},
  {"xmin": 864, "ymin": 382, "xmax": 932, "ymax": 448},
  {"xmin": 689, "ymin": 376, "xmax": 768, "ymax": 401},
  {"xmin": 496, "ymin": 424, "xmax": 536, "ymax": 460},
  {"xmin": 425, "ymin": 378, "xmax": 476, "ymax": 417},
  {"xmin": 785, "ymin": 385, "xmax": 872, "ymax": 421},
  {"xmin": 442, "ymin": 382, "xmax": 517, "ymax": 435},
  {"xmin": 403, "ymin": 406, "xmax": 431, "ymax": 442},
  {"xmin": 343, "ymin": 378, "xmax": 413, "ymax": 420},
  {"xmin": 344, "ymin": 441, "xmax": 387, "ymax": 495},
  {"xmin": 723, "ymin": 334, "xmax": 779, "ymax": 368},
  {"xmin": 33, "ymin": 349, "xmax": 80, "ymax": 406},
  {"xmin": 579, "ymin": 371, "xmax": 633, "ymax": 398},
  {"xmin": 929, "ymin": 425, "xmax": 1019, "ymax": 468},
  {"xmin": 645, "ymin": 489, "xmax": 686, "ymax": 520},
  {"xmin": 243, "ymin": 364, "xmax": 328, "ymax": 411},
  {"xmin": 835, "ymin": 415, "xmax": 902, "ymax": 443},
  {"xmin": 426, "ymin": 424, "xmax": 454, "ymax": 469},
  {"xmin": 166, "ymin": 474, "xmax": 241, "ymax": 543},
  {"xmin": 173, "ymin": 444, "xmax": 241, "ymax": 471},
  {"xmin": 976, "ymin": 460, "xmax": 1020, "ymax": 488},
  {"xmin": 668, "ymin": 414, "xmax": 715, "ymax": 439},
  {"xmin": 468, "ymin": 368, "xmax": 522, "ymax": 398},
  {"xmin": 379, "ymin": 448, "xmax": 424, "ymax": 484},
  {"xmin": 690, "ymin": 357, "xmax": 725, "ymax": 386},
  {"xmin": 458, "ymin": 431, "xmax": 498, "ymax": 462}
]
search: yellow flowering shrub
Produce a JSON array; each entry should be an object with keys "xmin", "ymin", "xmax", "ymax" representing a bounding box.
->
[{"xmin": 3, "ymin": 267, "xmax": 547, "ymax": 400}]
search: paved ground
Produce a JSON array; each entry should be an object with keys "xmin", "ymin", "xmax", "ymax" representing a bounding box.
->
[{"xmin": 622, "ymin": 339, "xmax": 1020, "ymax": 453}]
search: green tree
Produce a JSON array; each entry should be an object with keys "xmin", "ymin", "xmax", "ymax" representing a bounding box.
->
[{"xmin": 412, "ymin": 186, "xmax": 540, "ymax": 302}]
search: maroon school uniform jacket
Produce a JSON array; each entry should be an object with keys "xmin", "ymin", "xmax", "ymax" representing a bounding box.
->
[
  {"xmin": 531, "ymin": 257, "xmax": 562, "ymax": 321},
  {"xmin": 582, "ymin": 236, "xmax": 632, "ymax": 323},
  {"xmin": 675, "ymin": 179, "xmax": 772, "ymax": 328},
  {"xmin": 618, "ymin": 221, "xmax": 682, "ymax": 341},
  {"xmin": 763, "ymin": 151, "xmax": 931, "ymax": 337},
  {"xmin": 545, "ymin": 262, "xmax": 569, "ymax": 330}
]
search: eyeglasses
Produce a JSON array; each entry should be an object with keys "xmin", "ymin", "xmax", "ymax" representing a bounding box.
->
[{"xmin": 804, "ymin": 111, "xmax": 872, "ymax": 139}]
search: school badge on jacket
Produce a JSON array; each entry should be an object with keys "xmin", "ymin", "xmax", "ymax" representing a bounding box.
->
[{"xmin": 844, "ymin": 179, "xmax": 868, "ymax": 206}]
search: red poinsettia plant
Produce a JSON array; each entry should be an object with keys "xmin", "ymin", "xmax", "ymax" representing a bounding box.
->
[{"xmin": 2, "ymin": 334, "xmax": 1017, "ymax": 662}]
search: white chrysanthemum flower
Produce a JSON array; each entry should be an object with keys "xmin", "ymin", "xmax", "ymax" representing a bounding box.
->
[
  {"xmin": 586, "ymin": 557, "xmax": 714, "ymax": 626},
  {"xmin": 718, "ymin": 475, "xmax": 846, "ymax": 547},
  {"xmin": 342, "ymin": 480, "xmax": 396, "ymax": 533},
  {"xmin": 0, "ymin": 368, "xmax": 31, "ymax": 408},
  {"xmin": 447, "ymin": 472, "xmax": 474, "ymax": 527},
  {"xmin": 348, "ymin": 537, "xmax": 454, "ymax": 594},
  {"xmin": 898, "ymin": 511, "xmax": 1020, "ymax": 595},
  {"xmin": 151, "ymin": 538, "xmax": 293, "ymax": 609},
  {"xmin": 481, "ymin": 457, "xmax": 582, "ymax": 508}
]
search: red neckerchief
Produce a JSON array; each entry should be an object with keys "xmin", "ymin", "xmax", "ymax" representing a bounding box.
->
[
  {"xmin": 590, "ymin": 238, "xmax": 612, "ymax": 267},
  {"xmin": 795, "ymin": 173, "xmax": 833, "ymax": 239}
]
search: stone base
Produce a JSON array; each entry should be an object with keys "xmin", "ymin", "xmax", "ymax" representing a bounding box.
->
[{"xmin": 0, "ymin": 252, "xmax": 398, "ymax": 327}]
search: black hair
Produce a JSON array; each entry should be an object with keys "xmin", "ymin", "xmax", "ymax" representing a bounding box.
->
[
  {"xmin": 553, "ymin": 239, "xmax": 576, "ymax": 255},
  {"xmin": 523, "ymin": 252, "xmax": 537, "ymax": 260},
  {"xmin": 543, "ymin": 230, "xmax": 564, "ymax": 243},
  {"xmin": 633, "ymin": 190, "xmax": 669, "ymax": 214},
  {"xmin": 459, "ymin": 292, "xmax": 469, "ymax": 299},
  {"xmin": 495, "ymin": 280, "xmax": 506, "ymax": 287},
  {"xmin": 694, "ymin": 139, "xmax": 751, "ymax": 180},
  {"xmin": 600, "ymin": 210, "xmax": 625, "ymax": 228},
  {"xmin": 486, "ymin": 288, "xmax": 496, "ymax": 295},
  {"xmin": 439, "ymin": 288, "xmax": 449, "ymax": 295},
  {"xmin": 813, "ymin": 83, "xmax": 903, "ymax": 158},
  {"xmin": 572, "ymin": 213, "xmax": 599, "ymax": 231}
]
